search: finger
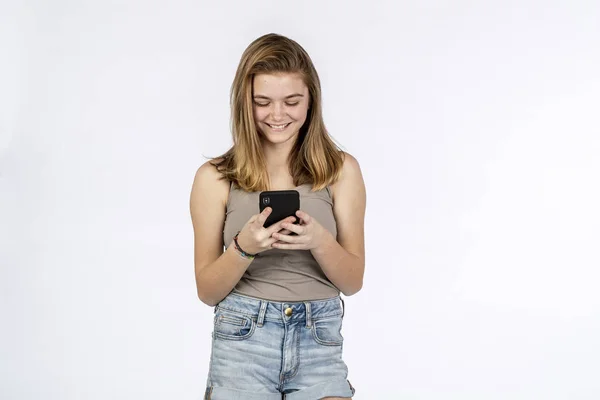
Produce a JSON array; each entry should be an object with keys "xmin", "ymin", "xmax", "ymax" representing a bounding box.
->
[
  {"xmin": 265, "ymin": 236, "xmax": 279, "ymax": 247},
  {"xmin": 256, "ymin": 207, "xmax": 272, "ymax": 227},
  {"xmin": 296, "ymin": 210, "xmax": 311, "ymax": 224},
  {"xmin": 280, "ymin": 221, "xmax": 304, "ymax": 235},
  {"xmin": 266, "ymin": 216, "xmax": 297, "ymax": 235},
  {"xmin": 272, "ymin": 232, "xmax": 302, "ymax": 244},
  {"xmin": 278, "ymin": 229, "xmax": 292, "ymax": 235},
  {"xmin": 272, "ymin": 241, "xmax": 304, "ymax": 250}
]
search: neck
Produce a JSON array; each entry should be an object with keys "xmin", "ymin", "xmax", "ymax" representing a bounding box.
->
[{"xmin": 261, "ymin": 138, "xmax": 295, "ymax": 175}]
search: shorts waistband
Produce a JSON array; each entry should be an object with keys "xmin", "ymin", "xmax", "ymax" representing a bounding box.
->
[{"xmin": 215, "ymin": 292, "xmax": 345, "ymax": 328}]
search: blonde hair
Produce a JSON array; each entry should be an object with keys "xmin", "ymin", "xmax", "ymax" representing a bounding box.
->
[{"xmin": 212, "ymin": 33, "xmax": 344, "ymax": 192}]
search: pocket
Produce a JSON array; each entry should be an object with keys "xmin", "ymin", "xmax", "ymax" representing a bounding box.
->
[
  {"xmin": 213, "ymin": 308, "xmax": 256, "ymax": 341},
  {"xmin": 311, "ymin": 315, "xmax": 344, "ymax": 346}
]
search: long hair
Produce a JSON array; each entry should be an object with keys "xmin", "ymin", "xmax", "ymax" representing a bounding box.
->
[{"xmin": 212, "ymin": 33, "xmax": 344, "ymax": 192}]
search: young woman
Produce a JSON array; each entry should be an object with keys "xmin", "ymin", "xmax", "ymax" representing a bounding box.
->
[{"xmin": 190, "ymin": 33, "xmax": 366, "ymax": 400}]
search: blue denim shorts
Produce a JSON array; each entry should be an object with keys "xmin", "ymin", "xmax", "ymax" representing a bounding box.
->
[{"xmin": 204, "ymin": 292, "xmax": 355, "ymax": 399}]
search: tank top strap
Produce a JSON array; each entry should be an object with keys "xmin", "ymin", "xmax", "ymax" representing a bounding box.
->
[
  {"xmin": 226, "ymin": 180, "xmax": 235, "ymax": 210},
  {"xmin": 325, "ymin": 185, "xmax": 332, "ymax": 200}
]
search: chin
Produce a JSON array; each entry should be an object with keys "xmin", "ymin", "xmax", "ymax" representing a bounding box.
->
[{"xmin": 262, "ymin": 133, "xmax": 297, "ymax": 146}]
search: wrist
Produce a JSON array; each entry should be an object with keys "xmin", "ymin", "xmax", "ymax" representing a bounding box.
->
[
  {"xmin": 311, "ymin": 230, "xmax": 335, "ymax": 256},
  {"xmin": 233, "ymin": 231, "xmax": 258, "ymax": 259}
]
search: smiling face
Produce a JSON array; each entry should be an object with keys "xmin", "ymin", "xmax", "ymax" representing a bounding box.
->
[{"xmin": 252, "ymin": 72, "xmax": 310, "ymax": 147}]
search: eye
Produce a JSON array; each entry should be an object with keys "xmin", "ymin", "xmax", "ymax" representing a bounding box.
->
[
  {"xmin": 254, "ymin": 102, "xmax": 269, "ymax": 107},
  {"xmin": 285, "ymin": 102, "xmax": 299, "ymax": 106}
]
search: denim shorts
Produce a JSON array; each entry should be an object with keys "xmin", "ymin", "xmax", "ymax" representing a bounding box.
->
[{"xmin": 204, "ymin": 292, "xmax": 355, "ymax": 399}]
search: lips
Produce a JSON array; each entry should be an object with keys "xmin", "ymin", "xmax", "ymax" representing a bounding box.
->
[{"xmin": 266, "ymin": 122, "xmax": 291, "ymax": 131}]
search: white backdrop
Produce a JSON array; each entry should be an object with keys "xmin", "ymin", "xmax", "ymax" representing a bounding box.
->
[{"xmin": 2, "ymin": 1, "xmax": 599, "ymax": 399}]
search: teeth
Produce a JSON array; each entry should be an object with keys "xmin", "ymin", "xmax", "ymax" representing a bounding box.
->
[{"xmin": 269, "ymin": 123, "xmax": 289, "ymax": 129}]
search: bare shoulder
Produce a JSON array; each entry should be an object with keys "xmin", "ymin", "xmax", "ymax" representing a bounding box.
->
[
  {"xmin": 331, "ymin": 151, "xmax": 365, "ymax": 201},
  {"xmin": 340, "ymin": 151, "xmax": 362, "ymax": 176},
  {"xmin": 191, "ymin": 159, "xmax": 229, "ymax": 205}
]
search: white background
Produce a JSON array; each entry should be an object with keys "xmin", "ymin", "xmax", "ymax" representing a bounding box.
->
[{"xmin": 1, "ymin": 1, "xmax": 599, "ymax": 399}]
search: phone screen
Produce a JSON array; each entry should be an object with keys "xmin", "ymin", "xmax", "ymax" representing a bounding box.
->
[{"xmin": 259, "ymin": 190, "xmax": 300, "ymax": 228}]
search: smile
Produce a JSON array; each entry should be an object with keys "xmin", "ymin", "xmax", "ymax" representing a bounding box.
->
[{"xmin": 266, "ymin": 122, "xmax": 291, "ymax": 131}]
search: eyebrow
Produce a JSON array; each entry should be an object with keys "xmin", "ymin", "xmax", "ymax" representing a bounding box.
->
[{"xmin": 253, "ymin": 94, "xmax": 304, "ymax": 100}]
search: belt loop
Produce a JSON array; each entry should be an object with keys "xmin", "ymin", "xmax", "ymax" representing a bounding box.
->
[
  {"xmin": 340, "ymin": 296, "xmax": 345, "ymax": 318},
  {"xmin": 257, "ymin": 300, "xmax": 267, "ymax": 327},
  {"xmin": 304, "ymin": 301, "xmax": 312, "ymax": 328}
]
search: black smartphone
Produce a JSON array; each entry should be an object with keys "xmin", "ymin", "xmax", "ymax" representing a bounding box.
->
[{"xmin": 259, "ymin": 190, "xmax": 300, "ymax": 228}]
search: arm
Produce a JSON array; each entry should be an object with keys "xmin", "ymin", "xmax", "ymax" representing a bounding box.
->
[
  {"xmin": 189, "ymin": 162, "xmax": 252, "ymax": 306},
  {"xmin": 311, "ymin": 153, "xmax": 366, "ymax": 296}
]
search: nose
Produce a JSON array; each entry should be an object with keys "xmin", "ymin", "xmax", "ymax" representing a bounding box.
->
[{"xmin": 271, "ymin": 102, "xmax": 285, "ymax": 121}]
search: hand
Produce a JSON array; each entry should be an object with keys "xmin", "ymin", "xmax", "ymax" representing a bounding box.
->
[
  {"xmin": 235, "ymin": 207, "xmax": 296, "ymax": 255},
  {"xmin": 271, "ymin": 210, "xmax": 329, "ymax": 250}
]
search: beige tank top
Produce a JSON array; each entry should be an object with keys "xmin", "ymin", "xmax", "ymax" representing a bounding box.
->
[{"xmin": 223, "ymin": 183, "xmax": 339, "ymax": 301}]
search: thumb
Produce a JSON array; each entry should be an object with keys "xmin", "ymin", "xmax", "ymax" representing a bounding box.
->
[{"xmin": 255, "ymin": 207, "xmax": 272, "ymax": 227}]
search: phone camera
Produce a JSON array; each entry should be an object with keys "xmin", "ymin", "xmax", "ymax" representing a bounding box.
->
[{"xmin": 262, "ymin": 197, "xmax": 270, "ymax": 205}]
